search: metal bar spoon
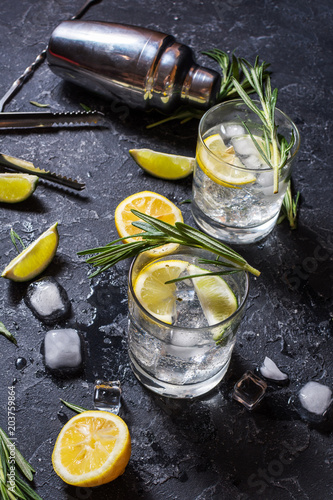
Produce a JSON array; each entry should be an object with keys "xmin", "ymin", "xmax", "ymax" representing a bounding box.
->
[{"xmin": 0, "ymin": 0, "xmax": 102, "ymax": 112}]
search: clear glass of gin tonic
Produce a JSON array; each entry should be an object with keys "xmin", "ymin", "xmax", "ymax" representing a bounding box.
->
[
  {"xmin": 192, "ymin": 99, "xmax": 300, "ymax": 244},
  {"xmin": 127, "ymin": 246, "xmax": 249, "ymax": 398}
]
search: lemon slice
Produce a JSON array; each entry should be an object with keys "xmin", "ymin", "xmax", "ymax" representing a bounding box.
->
[
  {"xmin": 0, "ymin": 173, "xmax": 38, "ymax": 203},
  {"xmin": 1, "ymin": 222, "xmax": 59, "ymax": 282},
  {"xmin": 197, "ymin": 133, "xmax": 256, "ymax": 187},
  {"xmin": 52, "ymin": 411, "xmax": 131, "ymax": 487},
  {"xmin": 115, "ymin": 191, "xmax": 183, "ymax": 257},
  {"xmin": 133, "ymin": 259, "xmax": 188, "ymax": 323},
  {"xmin": 129, "ymin": 148, "xmax": 195, "ymax": 180},
  {"xmin": 188, "ymin": 264, "xmax": 238, "ymax": 339}
]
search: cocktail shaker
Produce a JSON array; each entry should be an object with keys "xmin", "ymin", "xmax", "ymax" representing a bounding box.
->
[{"xmin": 47, "ymin": 21, "xmax": 220, "ymax": 113}]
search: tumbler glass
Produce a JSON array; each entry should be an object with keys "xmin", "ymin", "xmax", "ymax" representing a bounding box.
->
[
  {"xmin": 127, "ymin": 246, "xmax": 249, "ymax": 398},
  {"xmin": 192, "ymin": 99, "xmax": 300, "ymax": 244}
]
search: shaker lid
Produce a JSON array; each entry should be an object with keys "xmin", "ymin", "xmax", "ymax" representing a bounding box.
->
[{"xmin": 181, "ymin": 65, "xmax": 220, "ymax": 109}]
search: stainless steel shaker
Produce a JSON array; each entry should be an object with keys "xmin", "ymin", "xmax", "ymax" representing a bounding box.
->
[{"xmin": 47, "ymin": 21, "xmax": 220, "ymax": 113}]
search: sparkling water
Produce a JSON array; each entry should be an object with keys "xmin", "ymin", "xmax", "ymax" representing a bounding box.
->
[
  {"xmin": 127, "ymin": 251, "xmax": 248, "ymax": 397},
  {"xmin": 193, "ymin": 123, "xmax": 289, "ymax": 230}
]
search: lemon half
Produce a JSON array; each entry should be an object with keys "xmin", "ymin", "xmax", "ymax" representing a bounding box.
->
[
  {"xmin": 115, "ymin": 191, "xmax": 183, "ymax": 258},
  {"xmin": 52, "ymin": 411, "xmax": 131, "ymax": 487}
]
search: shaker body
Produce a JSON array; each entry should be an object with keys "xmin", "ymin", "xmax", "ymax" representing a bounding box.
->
[{"xmin": 47, "ymin": 21, "xmax": 220, "ymax": 112}]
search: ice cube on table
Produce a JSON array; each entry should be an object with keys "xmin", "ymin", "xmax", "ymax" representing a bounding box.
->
[
  {"xmin": 44, "ymin": 328, "xmax": 83, "ymax": 372},
  {"xmin": 260, "ymin": 356, "xmax": 288, "ymax": 383},
  {"xmin": 94, "ymin": 380, "xmax": 121, "ymax": 414},
  {"xmin": 298, "ymin": 381, "xmax": 332, "ymax": 415},
  {"xmin": 25, "ymin": 277, "xmax": 70, "ymax": 323},
  {"xmin": 233, "ymin": 371, "xmax": 267, "ymax": 410}
]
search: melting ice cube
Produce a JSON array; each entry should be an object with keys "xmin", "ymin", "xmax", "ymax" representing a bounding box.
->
[
  {"xmin": 44, "ymin": 329, "xmax": 83, "ymax": 372},
  {"xmin": 298, "ymin": 381, "xmax": 332, "ymax": 416},
  {"xmin": 220, "ymin": 123, "xmax": 246, "ymax": 140},
  {"xmin": 233, "ymin": 371, "xmax": 267, "ymax": 410},
  {"xmin": 25, "ymin": 277, "xmax": 70, "ymax": 323},
  {"xmin": 260, "ymin": 357, "xmax": 288, "ymax": 383},
  {"xmin": 94, "ymin": 380, "xmax": 121, "ymax": 414}
]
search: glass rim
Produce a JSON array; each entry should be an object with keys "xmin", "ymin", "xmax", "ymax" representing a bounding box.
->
[
  {"xmin": 198, "ymin": 98, "xmax": 301, "ymax": 173},
  {"xmin": 128, "ymin": 252, "xmax": 250, "ymax": 332}
]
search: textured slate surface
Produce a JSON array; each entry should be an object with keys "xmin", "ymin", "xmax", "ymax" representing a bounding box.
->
[{"xmin": 0, "ymin": 0, "xmax": 332, "ymax": 499}]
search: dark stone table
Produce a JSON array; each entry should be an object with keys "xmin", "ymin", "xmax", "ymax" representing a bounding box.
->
[{"xmin": 0, "ymin": 0, "xmax": 332, "ymax": 499}]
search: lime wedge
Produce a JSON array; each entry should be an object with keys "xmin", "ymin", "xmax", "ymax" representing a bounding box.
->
[
  {"xmin": 129, "ymin": 149, "xmax": 195, "ymax": 180},
  {"xmin": 0, "ymin": 173, "xmax": 38, "ymax": 203},
  {"xmin": 188, "ymin": 264, "xmax": 238, "ymax": 339},
  {"xmin": 197, "ymin": 133, "xmax": 256, "ymax": 187},
  {"xmin": 2, "ymin": 223, "xmax": 59, "ymax": 282}
]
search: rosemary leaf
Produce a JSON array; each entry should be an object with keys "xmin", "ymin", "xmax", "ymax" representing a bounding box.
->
[
  {"xmin": 0, "ymin": 428, "xmax": 35, "ymax": 481},
  {"xmin": 60, "ymin": 399, "xmax": 88, "ymax": 414},
  {"xmin": 0, "ymin": 322, "xmax": 17, "ymax": 345},
  {"xmin": 0, "ymin": 482, "xmax": 10, "ymax": 500},
  {"xmin": 10, "ymin": 229, "xmax": 25, "ymax": 253},
  {"xmin": 29, "ymin": 101, "xmax": 49, "ymax": 108},
  {"xmin": 14, "ymin": 474, "xmax": 43, "ymax": 500}
]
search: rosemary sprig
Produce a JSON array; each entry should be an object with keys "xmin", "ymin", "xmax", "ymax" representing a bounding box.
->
[
  {"xmin": 232, "ymin": 58, "xmax": 295, "ymax": 193},
  {"xmin": 0, "ymin": 322, "xmax": 17, "ymax": 345},
  {"xmin": 147, "ymin": 50, "xmax": 270, "ymax": 128},
  {"xmin": 78, "ymin": 210, "xmax": 260, "ymax": 278},
  {"xmin": 202, "ymin": 49, "xmax": 270, "ymax": 103},
  {"xmin": 0, "ymin": 427, "xmax": 42, "ymax": 500},
  {"xmin": 277, "ymin": 180, "xmax": 300, "ymax": 229}
]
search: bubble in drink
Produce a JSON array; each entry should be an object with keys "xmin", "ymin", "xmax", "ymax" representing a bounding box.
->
[
  {"xmin": 44, "ymin": 328, "xmax": 83, "ymax": 373},
  {"xmin": 25, "ymin": 277, "xmax": 70, "ymax": 323}
]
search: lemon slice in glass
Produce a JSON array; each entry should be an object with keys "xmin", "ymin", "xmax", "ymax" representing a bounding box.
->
[
  {"xmin": 129, "ymin": 148, "xmax": 195, "ymax": 180},
  {"xmin": 0, "ymin": 173, "xmax": 38, "ymax": 203},
  {"xmin": 52, "ymin": 411, "xmax": 131, "ymax": 487},
  {"xmin": 188, "ymin": 264, "xmax": 238, "ymax": 339},
  {"xmin": 197, "ymin": 133, "xmax": 256, "ymax": 187},
  {"xmin": 133, "ymin": 259, "xmax": 189, "ymax": 323},
  {"xmin": 1, "ymin": 222, "xmax": 59, "ymax": 282},
  {"xmin": 115, "ymin": 191, "xmax": 183, "ymax": 258}
]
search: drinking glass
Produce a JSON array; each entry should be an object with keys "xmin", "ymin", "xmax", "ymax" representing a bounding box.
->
[
  {"xmin": 191, "ymin": 99, "xmax": 300, "ymax": 244},
  {"xmin": 127, "ymin": 246, "xmax": 249, "ymax": 398}
]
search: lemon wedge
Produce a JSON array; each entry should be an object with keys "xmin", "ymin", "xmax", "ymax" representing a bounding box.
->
[
  {"xmin": 196, "ymin": 133, "xmax": 256, "ymax": 187},
  {"xmin": 130, "ymin": 148, "xmax": 195, "ymax": 180},
  {"xmin": 52, "ymin": 411, "xmax": 131, "ymax": 487},
  {"xmin": 1, "ymin": 222, "xmax": 59, "ymax": 282},
  {"xmin": 0, "ymin": 173, "xmax": 38, "ymax": 203},
  {"xmin": 133, "ymin": 259, "xmax": 188, "ymax": 323},
  {"xmin": 188, "ymin": 264, "xmax": 238, "ymax": 339},
  {"xmin": 115, "ymin": 191, "xmax": 183, "ymax": 257}
]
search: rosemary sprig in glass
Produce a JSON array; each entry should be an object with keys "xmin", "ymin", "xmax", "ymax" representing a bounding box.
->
[
  {"xmin": 232, "ymin": 58, "xmax": 295, "ymax": 194},
  {"xmin": 78, "ymin": 210, "xmax": 260, "ymax": 278}
]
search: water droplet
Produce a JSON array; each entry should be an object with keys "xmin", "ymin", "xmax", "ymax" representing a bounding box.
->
[
  {"xmin": 15, "ymin": 357, "xmax": 27, "ymax": 370},
  {"xmin": 57, "ymin": 411, "xmax": 69, "ymax": 424}
]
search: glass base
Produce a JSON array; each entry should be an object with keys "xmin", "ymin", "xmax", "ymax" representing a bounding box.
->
[
  {"xmin": 192, "ymin": 202, "xmax": 279, "ymax": 245},
  {"xmin": 129, "ymin": 352, "xmax": 231, "ymax": 399}
]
